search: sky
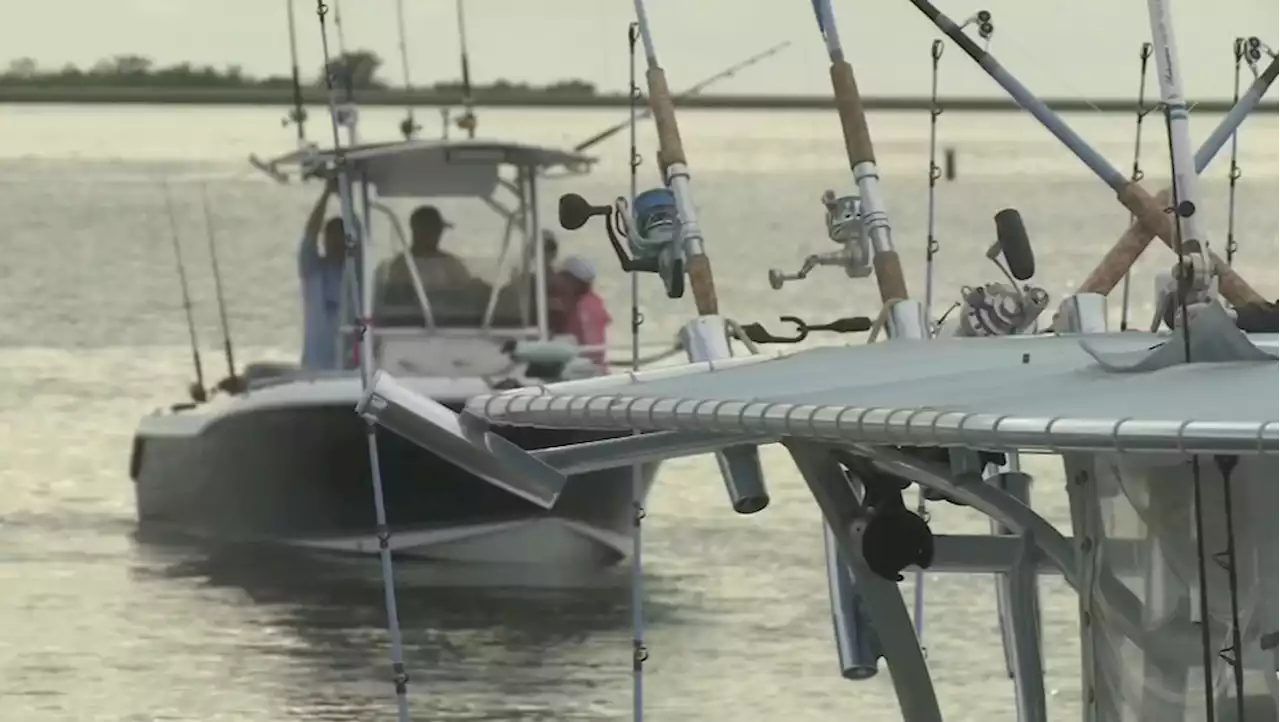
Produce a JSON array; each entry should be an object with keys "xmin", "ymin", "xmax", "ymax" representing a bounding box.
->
[{"xmin": 1, "ymin": 0, "xmax": 1278, "ymax": 99}]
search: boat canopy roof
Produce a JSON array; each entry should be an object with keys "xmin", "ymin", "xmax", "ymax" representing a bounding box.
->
[
  {"xmin": 465, "ymin": 332, "xmax": 1279, "ymax": 457},
  {"xmin": 255, "ymin": 139, "xmax": 596, "ymax": 198}
]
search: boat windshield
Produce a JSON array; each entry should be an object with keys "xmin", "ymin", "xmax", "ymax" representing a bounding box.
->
[{"xmin": 367, "ymin": 199, "xmax": 542, "ymax": 331}]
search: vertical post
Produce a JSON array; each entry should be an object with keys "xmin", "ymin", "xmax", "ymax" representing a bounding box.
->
[
  {"xmin": 988, "ymin": 462, "xmax": 1046, "ymax": 722},
  {"xmin": 1063, "ymin": 454, "xmax": 1102, "ymax": 722},
  {"xmin": 313, "ymin": 3, "xmax": 411, "ymax": 720},
  {"xmin": 528, "ymin": 170, "xmax": 548, "ymax": 340}
]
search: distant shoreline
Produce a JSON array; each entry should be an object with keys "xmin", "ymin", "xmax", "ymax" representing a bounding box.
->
[{"xmin": 2, "ymin": 85, "xmax": 1275, "ymax": 114}]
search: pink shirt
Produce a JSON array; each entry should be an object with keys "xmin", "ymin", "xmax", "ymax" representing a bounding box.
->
[{"xmin": 567, "ymin": 291, "xmax": 611, "ymax": 368}]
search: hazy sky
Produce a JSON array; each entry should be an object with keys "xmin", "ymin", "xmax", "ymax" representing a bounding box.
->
[{"xmin": 2, "ymin": 0, "xmax": 1277, "ymax": 99}]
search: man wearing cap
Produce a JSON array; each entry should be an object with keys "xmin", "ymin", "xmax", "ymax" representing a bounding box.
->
[
  {"xmin": 377, "ymin": 204, "xmax": 472, "ymax": 307},
  {"xmin": 551, "ymin": 255, "xmax": 611, "ymax": 370}
]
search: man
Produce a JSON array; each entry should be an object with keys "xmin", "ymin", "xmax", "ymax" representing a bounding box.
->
[
  {"xmin": 551, "ymin": 255, "xmax": 611, "ymax": 369},
  {"xmin": 298, "ymin": 178, "xmax": 348, "ymax": 370},
  {"xmin": 378, "ymin": 204, "xmax": 471, "ymax": 306}
]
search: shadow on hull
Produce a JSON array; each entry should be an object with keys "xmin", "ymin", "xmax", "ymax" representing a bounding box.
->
[{"xmin": 133, "ymin": 404, "xmax": 658, "ymax": 571}]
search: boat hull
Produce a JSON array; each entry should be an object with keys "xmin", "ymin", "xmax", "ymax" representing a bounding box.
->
[{"xmin": 132, "ymin": 383, "xmax": 657, "ymax": 570}]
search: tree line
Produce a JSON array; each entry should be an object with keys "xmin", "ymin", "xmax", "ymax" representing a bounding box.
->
[{"xmin": 0, "ymin": 49, "xmax": 598, "ymax": 96}]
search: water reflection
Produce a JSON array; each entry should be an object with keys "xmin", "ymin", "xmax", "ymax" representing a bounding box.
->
[{"xmin": 131, "ymin": 536, "xmax": 674, "ymax": 720}]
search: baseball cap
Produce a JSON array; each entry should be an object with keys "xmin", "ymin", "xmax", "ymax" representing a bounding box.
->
[
  {"xmin": 560, "ymin": 255, "xmax": 596, "ymax": 284},
  {"xmin": 410, "ymin": 205, "xmax": 454, "ymax": 231}
]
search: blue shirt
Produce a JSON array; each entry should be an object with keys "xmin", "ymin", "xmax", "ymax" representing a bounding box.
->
[{"xmin": 298, "ymin": 235, "xmax": 347, "ymax": 370}]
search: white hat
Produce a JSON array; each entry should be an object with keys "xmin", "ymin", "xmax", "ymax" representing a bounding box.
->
[{"xmin": 561, "ymin": 255, "xmax": 595, "ymax": 284}]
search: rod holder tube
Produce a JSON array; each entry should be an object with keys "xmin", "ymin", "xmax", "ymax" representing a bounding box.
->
[
  {"xmin": 824, "ymin": 523, "xmax": 884, "ymax": 680},
  {"xmin": 715, "ymin": 445, "xmax": 770, "ymax": 515}
]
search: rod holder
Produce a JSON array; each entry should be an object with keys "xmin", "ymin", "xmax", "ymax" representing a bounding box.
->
[
  {"xmin": 824, "ymin": 523, "xmax": 884, "ymax": 680},
  {"xmin": 887, "ymin": 299, "xmax": 930, "ymax": 340},
  {"xmin": 1055, "ymin": 293, "xmax": 1109, "ymax": 334},
  {"xmin": 715, "ymin": 444, "xmax": 770, "ymax": 514}
]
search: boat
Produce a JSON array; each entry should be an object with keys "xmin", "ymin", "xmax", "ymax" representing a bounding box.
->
[
  {"xmin": 131, "ymin": 137, "xmax": 663, "ymax": 570},
  {"xmin": 129, "ymin": 0, "xmax": 791, "ymax": 575},
  {"xmin": 344, "ymin": 0, "xmax": 1280, "ymax": 719}
]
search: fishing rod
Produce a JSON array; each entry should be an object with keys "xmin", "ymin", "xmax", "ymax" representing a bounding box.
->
[
  {"xmin": 394, "ymin": 0, "xmax": 420, "ymax": 140},
  {"xmin": 332, "ymin": 0, "xmax": 348, "ymax": 62},
  {"xmin": 912, "ymin": 38, "xmax": 946, "ymax": 650},
  {"xmin": 1145, "ymin": 0, "xmax": 1210, "ymax": 312},
  {"xmin": 455, "ymin": 0, "xmax": 477, "ymax": 138},
  {"xmin": 626, "ymin": 26, "xmax": 646, "ymax": 722},
  {"xmin": 283, "ymin": 0, "xmax": 308, "ymax": 143},
  {"xmin": 198, "ymin": 184, "xmax": 240, "ymax": 393},
  {"xmin": 1224, "ymin": 38, "xmax": 1246, "ymax": 266},
  {"xmin": 330, "ymin": 0, "xmax": 360, "ymax": 146},
  {"xmin": 810, "ymin": 0, "xmax": 912, "ymax": 310},
  {"xmin": 1118, "ymin": 43, "xmax": 1153, "ymax": 332},
  {"xmin": 572, "ymin": 40, "xmax": 795, "ymax": 154},
  {"xmin": 1148, "ymin": 4, "xmax": 1240, "ymax": 712},
  {"xmin": 313, "ymin": 2, "xmax": 412, "ymax": 721},
  {"xmin": 631, "ymin": 0, "xmax": 719, "ymax": 319},
  {"xmin": 1163, "ymin": 103, "xmax": 1223, "ymax": 722},
  {"xmin": 922, "ymin": 39, "xmax": 944, "ymax": 327},
  {"xmin": 902, "ymin": 0, "xmax": 1269, "ymax": 310},
  {"xmin": 161, "ymin": 181, "xmax": 207, "ymax": 404},
  {"xmin": 801, "ymin": 2, "xmax": 940, "ymax": 718}
]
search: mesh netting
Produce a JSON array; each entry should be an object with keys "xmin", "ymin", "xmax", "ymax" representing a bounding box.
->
[{"xmin": 1074, "ymin": 454, "xmax": 1277, "ymax": 722}]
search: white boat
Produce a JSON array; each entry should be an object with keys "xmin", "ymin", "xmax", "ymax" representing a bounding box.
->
[
  {"xmin": 344, "ymin": 0, "xmax": 1280, "ymax": 718},
  {"xmin": 131, "ymin": 138, "xmax": 660, "ymax": 570},
  {"xmin": 132, "ymin": 0, "xmax": 792, "ymax": 583}
]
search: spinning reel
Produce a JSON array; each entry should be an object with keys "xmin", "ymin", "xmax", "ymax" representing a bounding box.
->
[
  {"xmin": 558, "ymin": 190, "xmax": 687, "ymax": 299},
  {"xmin": 953, "ymin": 209, "xmax": 1050, "ymax": 337},
  {"xmin": 398, "ymin": 115, "xmax": 422, "ymax": 140},
  {"xmin": 767, "ymin": 190, "xmax": 874, "ymax": 290}
]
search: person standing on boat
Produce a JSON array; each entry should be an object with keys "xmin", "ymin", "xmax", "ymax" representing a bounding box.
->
[
  {"xmin": 550, "ymin": 255, "xmax": 611, "ymax": 370},
  {"xmin": 298, "ymin": 177, "xmax": 347, "ymax": 371}
]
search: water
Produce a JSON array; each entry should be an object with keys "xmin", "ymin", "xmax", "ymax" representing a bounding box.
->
[{"xmin": 0, "ymin": 104, "xmax": 1276, "ymax": 722}]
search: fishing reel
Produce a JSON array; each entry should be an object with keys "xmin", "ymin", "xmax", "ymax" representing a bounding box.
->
[
  {"xmin": 398, "ymin": 114, "xmax": 422, "ymax": 140},
  {"xmin": 767, "ymin": 190, "xmax": 873, "ymax": 290},
  {"xmin": 456, "ymin": 110, "xmax": 478, "ymax": 136},
  {"xmin": 558, "ymin": 190, "xmax": 687, "ymax": 299},
  {"xmin": 953, "ymin": 209, "xmax": 1049, "ymax": 337},
  {"xmin": 958, "ymin": 10, "xmax": 995, "ymax": 42},
  {"xmin": 958, "ymin": 283, "xmax": 1049, "ymax": 337},
  {"xmin": 836, "ymin": 452, "xmax": 934, "ymax": 583}
]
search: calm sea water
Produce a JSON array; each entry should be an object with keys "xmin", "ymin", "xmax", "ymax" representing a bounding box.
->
[{"xmin": 0, "ymin": 104, "xmax": 1276, "ymax": 722}]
